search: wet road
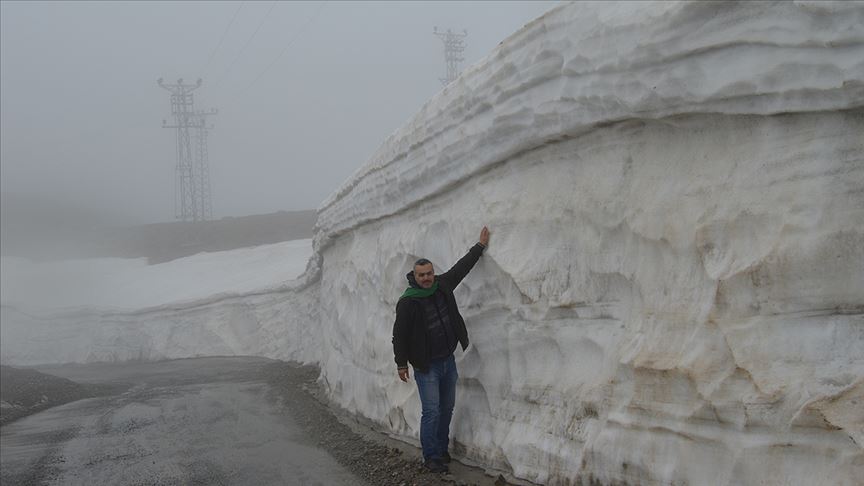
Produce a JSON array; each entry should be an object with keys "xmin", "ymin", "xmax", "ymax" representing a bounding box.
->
[{"xmin": 0, "ymin": 357, "xmax": 362, "ymax": 485}]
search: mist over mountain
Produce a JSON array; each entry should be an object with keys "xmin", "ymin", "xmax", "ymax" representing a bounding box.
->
[{"xmin": 1, "ymin": 192, "xmax": 315, "ymax": 263}]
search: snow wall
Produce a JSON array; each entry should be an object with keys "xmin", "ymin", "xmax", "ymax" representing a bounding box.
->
[
  {"xmin": 311, "ymin": 2, "xmax": 864, "ymax": 485},
  {"xmin": 1, "ymin": 2, "xmax": 863, "ymax": 485}
]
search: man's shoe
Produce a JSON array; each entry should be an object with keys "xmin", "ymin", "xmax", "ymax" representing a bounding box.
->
[
  {"xmin": 423, "ymin": 458, "xmax": 449, "ymax": 473},
  {"xmin": 441, "ymin": 451, "xmax": 451, "ymax": 464}
]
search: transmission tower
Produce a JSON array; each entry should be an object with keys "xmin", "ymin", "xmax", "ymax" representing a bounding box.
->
[
  {"xmin": 194, "ymin": 108, "xmax": 217, "ymax": 222},
  {"xmin": 158, "ymin": 78, "xmax": 216, "ymax": 222},
  {"xmin": 433, "ymin": 27, "xmax": 467, "ymax": 86}
]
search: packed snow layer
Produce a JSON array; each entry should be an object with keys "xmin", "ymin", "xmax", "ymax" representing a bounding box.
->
[
  {"xmin": 0, "ymin": 240, "xmax": 320, "ymax": 365},
  {"xmin": 319, "ymin": 112, "xmax": 864, "ymax": 485},
  {"xmin": 311, "ymin": 2, "xmax": 864, "ymax": 485}
]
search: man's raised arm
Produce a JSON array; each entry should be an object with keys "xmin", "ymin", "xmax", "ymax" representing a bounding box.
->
[{"xmin": 439, "ymin": 226, "xmax": 490, "ymax": 288}]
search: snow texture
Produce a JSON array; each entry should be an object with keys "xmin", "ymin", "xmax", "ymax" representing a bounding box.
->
[
  {"xmin": 2, "ymin": 2, "xmax": 864, "ymax": 484},
  {"xmin": 1, "ymin": 240, "xmax": 319, "ymax": 364},
  {"xmin": 312, "ymin": 2, "xmax": 864, "ymax": 484}
]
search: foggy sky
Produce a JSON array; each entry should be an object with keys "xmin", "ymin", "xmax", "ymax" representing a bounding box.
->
[{"xmin": 1, "ymin": 1, "xmax": 558, "ymax": 225}]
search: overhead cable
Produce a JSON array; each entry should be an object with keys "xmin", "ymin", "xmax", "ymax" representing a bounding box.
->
[
  {"xmin": 236, "ymin": 1, "xmax": 328, "ymax": 98},
  {"xmin": 201, "ymin": 1, "xmax": 245, "ymax": 77},
  {"xmin": 212, "ymin": 0, "xmax": 279, "ymax": 89}
]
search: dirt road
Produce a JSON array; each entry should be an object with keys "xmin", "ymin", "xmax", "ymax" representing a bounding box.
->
[{"xmin": 0, "ymin": 357, "xmax": 504, "ymax": 486}]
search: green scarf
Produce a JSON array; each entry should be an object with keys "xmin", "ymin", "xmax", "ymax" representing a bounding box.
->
[{"xmin": 400, "ymin": 281, "xmax": 439, "ymax": 299}]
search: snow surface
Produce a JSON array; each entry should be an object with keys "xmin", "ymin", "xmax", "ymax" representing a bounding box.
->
[
  {"xmin": 2, "ymin": 2, "xmax": 864, "ymax": 485},
  {"xmin": 1, "ymin": 239, "xmax": 312, "ymax": 312},
  {"xmin": 1, "ymin": 240, "xmax": 317, "ymax": 365}
]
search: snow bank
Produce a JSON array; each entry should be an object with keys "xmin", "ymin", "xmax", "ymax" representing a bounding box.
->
[
  {"xmin": 1, "ymin": 240, "xmax": 320, "ymax": 365},
  {"xmin": 2, "ymin": 2, "xmax": 863, "ymax": 484},
  {"xmin": 311, "ymin": 2, "xmax": 864, "ymax": 485}
]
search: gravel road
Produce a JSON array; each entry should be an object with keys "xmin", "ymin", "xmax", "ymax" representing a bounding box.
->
[{"xmin": 0, "ymin": 357, "xmax": 509, "ymax": 486}]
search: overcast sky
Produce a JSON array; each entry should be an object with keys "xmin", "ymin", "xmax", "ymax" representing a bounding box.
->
[{"xmin": 1, "ymin": 1, "xmax": 558, "ymax": 225}]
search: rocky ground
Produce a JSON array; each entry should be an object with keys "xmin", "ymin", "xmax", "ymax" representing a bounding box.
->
[{"xmin": 0, "ymin": 366, "xmax": 121, "ymax": 426}]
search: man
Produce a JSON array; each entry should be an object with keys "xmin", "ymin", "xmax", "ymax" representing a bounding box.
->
[{"xmin": 392, "ymin": 226, "xmax": 490, "ymax": 474}]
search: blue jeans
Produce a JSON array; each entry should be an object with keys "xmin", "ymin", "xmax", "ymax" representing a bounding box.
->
[{"xmin": 414, "ymin": 354, "xmax": 458, "ymax": 460}]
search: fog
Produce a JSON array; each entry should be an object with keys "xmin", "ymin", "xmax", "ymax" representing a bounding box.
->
[{"xmin": 1, "ymin": 1, "xmax": 558, "ymax": 228}]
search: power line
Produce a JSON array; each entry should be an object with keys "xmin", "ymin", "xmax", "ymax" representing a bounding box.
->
[
  {"xmin": 212, "ymin": 0, "xmax": 278, "ymax": 89},
  {"xmin": 201, "ymin": 1, "xmax": 245, "ymax": 77},
  {"xmin": 235, "ymin": 1, "xmax": 327, "ymax": 98}
]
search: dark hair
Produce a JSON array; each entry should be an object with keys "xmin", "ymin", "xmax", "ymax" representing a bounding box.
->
[{"xmin": 414, "ymin": 258, "xmax": 432, "ymax": 267}]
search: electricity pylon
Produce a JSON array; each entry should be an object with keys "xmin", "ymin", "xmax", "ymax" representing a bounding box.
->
[
  {"xmin": 194, "ymin": 108, "xmax": 217, "ymax": 222},
  {"xmin": 434, "ymin": 27, "xmax": 467, "ymax": 86},
  {"xmin": 158, "ymin": 78, "xmax": 216, "ymax": 222}
]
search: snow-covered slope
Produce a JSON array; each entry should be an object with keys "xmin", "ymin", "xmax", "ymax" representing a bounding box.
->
[{"xmin": 2, "ymin": 2, "xmax": 862, "ymax": 484}]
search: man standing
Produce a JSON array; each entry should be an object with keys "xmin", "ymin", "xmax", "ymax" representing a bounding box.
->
[{"xmin": 392, "ymin": 226, "xmax": 490, "ymax": 473}]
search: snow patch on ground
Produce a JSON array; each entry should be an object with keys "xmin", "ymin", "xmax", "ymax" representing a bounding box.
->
[
  {"xmin": 1, "ymin": 239, "xmax": 319, "ymax": 366},
  {"xmin": 1, "ymin": 239, "xmax": 312, "ymax": 312}
]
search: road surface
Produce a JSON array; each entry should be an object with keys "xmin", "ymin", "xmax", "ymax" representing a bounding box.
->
[{"xmin": 0, "ymin": 357, "xmax": 362, "ymax": 485}]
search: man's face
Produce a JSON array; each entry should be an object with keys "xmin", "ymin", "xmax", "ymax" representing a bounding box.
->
[{"xmin": 414, "ymin": 263, "xmax": 435, "ymax": 289}]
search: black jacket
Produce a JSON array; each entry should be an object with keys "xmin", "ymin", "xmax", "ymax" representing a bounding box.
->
[{"xmin": 392, "ymin": 243, "xmax": 485, "ymax": 372}]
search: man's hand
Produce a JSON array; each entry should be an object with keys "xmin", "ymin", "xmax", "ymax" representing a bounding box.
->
[
  {"xmin": 398, "ymin": 368, "xmax": 410, "ymax": 382},
  {"xmin": 479, "ymin": 226, "xmax": 490, "ymax": 247}
]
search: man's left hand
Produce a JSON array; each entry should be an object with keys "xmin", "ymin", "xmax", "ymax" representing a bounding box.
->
[{"xmin": 479, "ymin": 226, "xmax": 490, "ymax": 247}]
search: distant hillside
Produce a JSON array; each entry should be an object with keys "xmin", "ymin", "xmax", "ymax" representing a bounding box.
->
[
  {"xmin": 1, "ymin": 195, "xmax": 316, "ymax": 263},
  {"xmin": 0, "ymin": 366, "xmax": 120, "ymax": 425},
  {"xmin": 98, "ymin": 210, "xmax": 318, "ymax": 264}
]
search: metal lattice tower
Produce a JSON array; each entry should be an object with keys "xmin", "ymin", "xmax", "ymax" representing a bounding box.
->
[
  {"xmin": 194, "ymin": 108, "xmax": 217, "ymax": 222},
  {"xmin": 433, "ymin": 27, "xmax": 467, "ymax": 86},
  {"xmin": 158, "ymin": 78, "xmax": 216, "ymax": 222}
]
